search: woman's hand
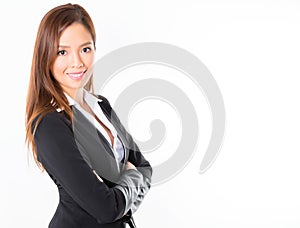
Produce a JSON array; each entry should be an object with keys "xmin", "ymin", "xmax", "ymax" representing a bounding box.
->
[
  {"xmin": 125, "ymin": 161, "xmax": 137, "ymax": 171},
  {"xmin": 93, "ymin": 162, "xmax": 136, "ymax": 182}
]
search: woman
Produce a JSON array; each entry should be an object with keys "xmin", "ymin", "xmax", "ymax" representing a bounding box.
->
[{"xmin": 25, "ymin": 3, "xmax": 152, "ymax": 228}]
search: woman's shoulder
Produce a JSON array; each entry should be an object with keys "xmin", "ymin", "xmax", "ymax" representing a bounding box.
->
[
  {"xmin": 34, "ymin": 110, "xmax": 71, "ymax": 131},
  {"xmin": 43, "ymin": 110, "xmax": 69, "ymax": 121}
]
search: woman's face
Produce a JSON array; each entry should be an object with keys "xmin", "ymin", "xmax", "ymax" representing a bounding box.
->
[{"xmin": 52, "ymin": 22, "xmax": 95, "ymax": 98}]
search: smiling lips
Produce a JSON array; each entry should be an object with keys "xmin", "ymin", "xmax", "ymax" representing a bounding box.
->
[{"xmin": 67, "ymin": 70, "xmax": 87, "ymax": 80}]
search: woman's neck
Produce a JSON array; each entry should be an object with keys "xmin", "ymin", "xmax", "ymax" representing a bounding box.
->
[{"xmin": 66, "ymin": 88, "xmax": 84, "ymax": 106}]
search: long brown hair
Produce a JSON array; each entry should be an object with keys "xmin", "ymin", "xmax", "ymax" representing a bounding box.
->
[{"xmin": 25, "ymin": 3, "xmax": 96, "ymax": 169}]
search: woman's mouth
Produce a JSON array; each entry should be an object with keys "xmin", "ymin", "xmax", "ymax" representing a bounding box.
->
[{"xmin": 66, "ymin": 70, "xmax": 87, "ymax": 80}]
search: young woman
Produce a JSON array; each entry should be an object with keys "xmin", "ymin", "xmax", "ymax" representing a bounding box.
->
[{"xmin": 25, "ymin": 3, "xmax": 152, "ymax": 228}]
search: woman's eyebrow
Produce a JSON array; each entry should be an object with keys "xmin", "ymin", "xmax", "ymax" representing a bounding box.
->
[
  {"xmin": 79, "ymin": 41, "xmax": 93, "ymax": 47},
  {"xmin": 58, "ymin": 41, "xmax": 93, "ymax": 49}
]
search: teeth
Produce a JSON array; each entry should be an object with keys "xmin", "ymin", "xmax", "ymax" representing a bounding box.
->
[
  {"xmin": 67, "ymin": 71, "xmax": 85, "ymax": 79},
  {"xmin": 69, "ymin": 73, "xmax": 82, "ymax": 77}
]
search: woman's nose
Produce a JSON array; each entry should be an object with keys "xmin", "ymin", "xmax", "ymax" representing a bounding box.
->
[{"xmin": 70, "ymin": 52, "xmax": 84, "ymax": 68}]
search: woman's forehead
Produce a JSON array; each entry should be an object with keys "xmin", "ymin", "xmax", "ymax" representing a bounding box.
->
[{"xmin": 58, "ymin": 23, "xmax": 94, "ymax": 46}]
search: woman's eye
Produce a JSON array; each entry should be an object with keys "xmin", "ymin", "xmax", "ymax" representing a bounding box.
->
[
  {"xmin": 82, "ymin": 47, "xmax": 91, "ymax": 53},
  {"xmin": 57, "ymin": 50, "xmax": 67, "ymax": 56}
]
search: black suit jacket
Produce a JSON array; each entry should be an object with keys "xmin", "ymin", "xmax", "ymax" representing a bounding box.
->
[{"xmin": 34, "ymin": 95, "xmax": 152, "ymax": 228}]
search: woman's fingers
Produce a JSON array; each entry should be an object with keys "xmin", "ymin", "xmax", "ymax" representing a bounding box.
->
[
  {"xmin": 93, "ymin": 162, "xmax": 136, "ymax": 183},
  {"xmin": 125, "ymin": 161, "xmax": 137, "ymax": 170}
]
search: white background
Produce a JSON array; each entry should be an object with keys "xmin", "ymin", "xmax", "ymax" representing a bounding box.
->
[{"xmin": 1, "ymin": 0, "xmax": 300, "ymax": 227}]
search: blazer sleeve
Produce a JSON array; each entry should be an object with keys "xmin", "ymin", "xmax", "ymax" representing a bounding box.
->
[
  {"xmin": 34, "ymin": 112, "xmax": 144, "ymax": 224},
  {"xmin": 99, "ymin": 97, "xmax": 152, "ymax": 214}
]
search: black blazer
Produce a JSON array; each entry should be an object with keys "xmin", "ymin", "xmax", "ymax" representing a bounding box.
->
[{"xmin": 34, "ymin": 95, "xmax": 152, "ymax": 228}]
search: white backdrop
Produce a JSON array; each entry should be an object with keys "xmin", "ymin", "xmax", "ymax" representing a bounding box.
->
[{"xmin": 1, "ymin": 0, "xmax": 300, "ymax": 227}]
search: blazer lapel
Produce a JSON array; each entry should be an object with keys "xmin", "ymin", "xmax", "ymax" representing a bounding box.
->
[
  {"xmin": 72, "ymin": 106, "xmax": 121, "ymax": 184},
  {"xmin": 97, "ymin": 101, "xmax": 129, "ymax": 170}
]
